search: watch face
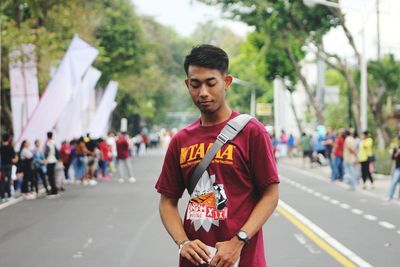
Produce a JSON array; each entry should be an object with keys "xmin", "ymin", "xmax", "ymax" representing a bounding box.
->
[{"xmin": 238, "ymin": 231, "xmax": 247, "ymax": 239}]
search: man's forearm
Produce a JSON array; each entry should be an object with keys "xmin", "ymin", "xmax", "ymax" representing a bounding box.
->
[
  {"xmin": 159, "ymin": 195, "xmax": 188, "ymax": 245},
  {"xmin": 240, "ymin": 183, "xmax": 279, "ymax": 239}
]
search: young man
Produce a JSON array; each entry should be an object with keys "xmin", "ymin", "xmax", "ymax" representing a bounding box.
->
[{"xmin": 155, "ymin": 45, "xmax": 279, "ymax": 267}]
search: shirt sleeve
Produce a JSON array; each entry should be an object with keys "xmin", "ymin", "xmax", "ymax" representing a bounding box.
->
[
  {"xmin": 249, "ymin": 123, "xmax": 280, "ymax": 192},
  {"xmin": 155, "ymin": 136, "xmax": 185, "ymax": 199}
]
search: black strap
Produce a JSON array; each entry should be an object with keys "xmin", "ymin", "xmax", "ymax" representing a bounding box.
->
[{"xmin": 188, "ymin": 114, "xmax": 253, "ymax": 195}]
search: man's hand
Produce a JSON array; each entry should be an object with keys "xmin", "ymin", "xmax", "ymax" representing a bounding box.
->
[
  {"xmin": 179, "ymin": 239, "xmax": 211, "ymax": 266},
  {"xmin": 208, "ymin": 237, "xmax": 243, "ymax": 267}
]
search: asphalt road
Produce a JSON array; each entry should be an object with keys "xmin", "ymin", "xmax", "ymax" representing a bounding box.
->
[{"xmin": 0, "ymin": 149, "xmax": 399, "ymax": 267}]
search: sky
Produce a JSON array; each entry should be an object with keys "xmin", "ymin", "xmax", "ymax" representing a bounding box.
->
[
  {"xmin": 131, "ymin": 0, "xmax": 253, "ymax": 37},
  {"xmin": 132, "ymin": 0, "xmax": 400, "ymax": 61},
  {"xmin": 317, "ymin": 0, "xmax": 400, "ymax": 61}
]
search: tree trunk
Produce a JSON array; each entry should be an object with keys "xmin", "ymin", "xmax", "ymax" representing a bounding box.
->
[
  {"xmin": 1, "ymin": 89, "xmax": 13, "ymax": 134},
  {"xmin": 369, "ymin": 86, "xmax": 392, "ymax": 147},
  {"xmin": 286, "ymin": 46, "xmax": 324, "ymax": 125},
  {"xmin": 318, "ymin": 49, "xmax": 362, "ymax": 132}
]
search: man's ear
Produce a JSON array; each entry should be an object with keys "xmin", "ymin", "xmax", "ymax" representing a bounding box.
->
[
  {"xmin": 184, "ymin": 79, "xmax": 189, "ymax": 88},
  {"xmin": 224, "ymin": 75, "xmax": 233, "ymax": 89}
]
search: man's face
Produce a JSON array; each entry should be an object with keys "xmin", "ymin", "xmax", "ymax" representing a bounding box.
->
[{"xmin": 185, "ymin": 65, "xmax": 232, "ymax": 115}]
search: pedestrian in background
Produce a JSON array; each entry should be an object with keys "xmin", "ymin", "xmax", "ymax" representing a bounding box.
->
[
  {"xmin": 116, "ymin": 132, "xmax": 136, "ymax": 183},
  {"xmin": 387, "ymin": 135, "xmax": 400, "ymax": 200},
  {"xmin": 33, "ymin": 139, "xmax": 50, "ymax": 195},
  {"xmin": 0, "ymin": 134, "xmax": 18, "ymax": 201},
  {"xmin": 45, "ymin": 132, "xmax": 59, "ymax": 197},
  {"xmin": 343, "ymin": 130, "xmax": 357, "ymax": 191},
  {"xmin": 300, "ymin": 132, "xmax": 313, "ymax": 167},
  {"xmin": 287, "ymin": 133, "xmax": 295, "ymax": 157},
  {"xmin": 325, "ymin": 127, "xmax": 336, "ymax": 178},
  {"xmin": 98, "ymin": 138, "xmax": 111, "ymax": 181},
  {"xmin": 60, "ymin": 141, "xmax": 71, "ymax": 183},
  {"xmin": 358, "ymin": 131, "xmax": 374, "ymax": 189},
  {"xmin": 333, "ymin": 130, "xmax": 345, "ymax": 181},
  {"xmin": 19, "ymin": 140, "xmax": 36, "ymax": 199},
  {"xmin": 75, "ymin": 138, "xmax": 88, "ymax": 184}
]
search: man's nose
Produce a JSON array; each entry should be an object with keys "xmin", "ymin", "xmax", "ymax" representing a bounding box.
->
[{"xmin": 199, "ymin": 84, "xmax": 209, "ymax": 97}]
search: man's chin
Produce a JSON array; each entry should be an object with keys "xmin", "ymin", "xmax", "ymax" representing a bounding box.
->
[{"xmin": 198, "ymin": 107, "xmax": 215, "ymax": 114}]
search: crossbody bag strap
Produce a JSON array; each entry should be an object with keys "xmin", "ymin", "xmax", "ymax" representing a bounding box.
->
[{"xmin": 188, "ymin": 114, "xmax": 253, "ymax": 195}]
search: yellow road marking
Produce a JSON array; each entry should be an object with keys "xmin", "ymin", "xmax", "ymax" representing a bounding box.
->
[{"xmin": 277, "ymin": 205, "xmax": 356, "ymax": 267}]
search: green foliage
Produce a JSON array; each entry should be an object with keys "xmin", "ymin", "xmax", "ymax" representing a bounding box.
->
[
  {"xmin": 375, "ymin": 148, "xmax": 394, "ymax": 175},
  {"xmin": 368, "ymin": 54, "xmax": 400, "ymax": 103},
  {"xmin": 229, "ymin": 32, "xmax": 272, "ymax": 116}
]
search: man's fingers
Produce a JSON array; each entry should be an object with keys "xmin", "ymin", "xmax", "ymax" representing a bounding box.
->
[{"xmin": 181, "ymin": 240, "xmax": 211, "ymax": 265}]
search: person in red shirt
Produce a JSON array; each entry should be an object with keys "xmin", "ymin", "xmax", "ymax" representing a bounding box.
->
[
  {"xmin": 98, "ymin": 138, "xmax": 111, "ymax": 181},
  {"xmin": 155, "ymin": 45, "xmax": 279, "ymax": 267},
  {"xmin": 116, "ymin": 132, "xmax": 135, "ymax": 183},
  {"xmin": 60, "ymin": 141, "xmax": 71, "ymax": 183},
  {"xmin": 333, "ymin": 131, "xmax": 345, "ymax": 181}
]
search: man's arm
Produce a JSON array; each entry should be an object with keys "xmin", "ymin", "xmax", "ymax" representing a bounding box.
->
[
  {"xmin": 159, "ymin": 195, "xmax": 211, "ymax": 265},
  {"xmin": 210, "ymin": 183, "xmax": 279, "ymax": 266}
]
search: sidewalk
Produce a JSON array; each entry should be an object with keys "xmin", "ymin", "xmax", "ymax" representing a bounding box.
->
[{"xmin": 278, "ymin": 157, "xmax": 398, "ymax": 203}]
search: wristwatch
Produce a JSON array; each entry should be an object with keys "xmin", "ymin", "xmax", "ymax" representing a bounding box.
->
[{"xmin": 236, "ymin": 230, "xmax": 249, "ymax": 245}]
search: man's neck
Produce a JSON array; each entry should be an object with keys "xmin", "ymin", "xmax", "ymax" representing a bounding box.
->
[{"xmin": 200, "ymin": 107, "xmax": 232, "ymax": 127}]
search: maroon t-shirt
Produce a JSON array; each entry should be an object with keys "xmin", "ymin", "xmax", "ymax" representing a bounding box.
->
[{"xmin": 155, "ymin": 112, "xmax": 279, "ymax": 267}]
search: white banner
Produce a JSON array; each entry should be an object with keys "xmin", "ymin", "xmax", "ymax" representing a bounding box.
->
[
  {"xmin": 9, "ymin": 44, "xmax": 39, "ymax": 142},
  {"xmin": 55, "ymin": 67, "xmax": 101, "ymax": 143},
  {"xmin": 16, "ymin": 35, "xmax": 98, "ymax": 147},
  {"xmin": 88, "ymin": 81, "xmax": 118, "ymax": 138}
]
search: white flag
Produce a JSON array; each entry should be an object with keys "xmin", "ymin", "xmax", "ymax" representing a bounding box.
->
[
  {"xmin": 88, "ymin": 81, "xmax": 118, "ymax": 138},
  {"xmin": 9, "ymin": 44, "xmax": 39, "ymax": 142},
  {"xmin": 55, "ymin": 66, "xmax": 101, "ymax": 143},
  {"xmin": 16, "ymin": 35, "xmax": 98, "ymax": 147}
]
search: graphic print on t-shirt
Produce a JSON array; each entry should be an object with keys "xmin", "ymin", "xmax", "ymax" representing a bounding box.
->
[{"xmin": 188, "ymin": 170, "xmax": 228, "ymax": 232}]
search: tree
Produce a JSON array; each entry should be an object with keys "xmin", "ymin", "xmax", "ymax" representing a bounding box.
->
[{"xmin": 198, "ymin": 0, "xmax": 340, "ymax": 126}]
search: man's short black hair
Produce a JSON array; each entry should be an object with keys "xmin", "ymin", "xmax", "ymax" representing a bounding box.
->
[
  {"xmin": 47, "ymin": 131, "xmax": 53, "ymax": 139},
  {"xmin": 184, "ymin": 44, "xmax": 229, "ymax": 75}
]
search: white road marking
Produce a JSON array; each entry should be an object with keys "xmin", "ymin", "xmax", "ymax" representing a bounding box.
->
[
  {"xmin": 73, "ymin": 251, "xmax": 83, "ymax": 259},
  {"xmin": 83, "ymin": 238, "xmax": 93, "ymax": 249},
  {"xmin": 351, "ymin": 209, "xmax": 363, "ymax": 215},
  {"xmin": 294, "ymin": 233, "xmax": 321, "ymax": 254},
  {"xmin": 397, "ymin": 230, "xmax": 400, "ymax": 235},
  {"xmin": 280, "ymin": 200, "xmax": 373, "ymax": 267},
  {"xmin": 363, "ymin": 214, "xmax": 377, "ymax": 221},
  {"xmin": 283, "ymin": 165, "xmax": 400, "ymax": 206},
  {"xmin": 314, "ymin": 192, "xmax": 322, "ymax": 197},
  {"xmin": 330, "ymin": 199, "xmax": 340, "ymax": 205},
  {"xmin": 306, "ymin": 189, "xmax": 314, "ymax": 194},
  {"xmin": 378, "ymin": 221, "xmax": 396, "ymax": 229},
  {"xmin": 340, "ymin": 203, "xmax": 350, "ymax": 209},
  {"xmin": 322, "ymin": 196, "xmax": 331, "ymax": 201}
]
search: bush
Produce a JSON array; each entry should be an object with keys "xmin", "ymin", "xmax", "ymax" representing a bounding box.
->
[{"xmin": 374, "ymin": 148, "xmax": 393, "ymax": 175}]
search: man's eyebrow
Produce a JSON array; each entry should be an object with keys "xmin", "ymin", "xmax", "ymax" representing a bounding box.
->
[{"xmin": 189, "ymin": 77, "xmax": 217, "ymax": 81}]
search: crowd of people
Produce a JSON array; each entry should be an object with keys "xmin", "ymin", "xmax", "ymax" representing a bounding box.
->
[
  {"xmin": 0, "ymin": 131, "xmax": 159, "ymax": 202},
  {"xmin": 270, "ymin": 127, "xmax": 400, "ymax": 200}
]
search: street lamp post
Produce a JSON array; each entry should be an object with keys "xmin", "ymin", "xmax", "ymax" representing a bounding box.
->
[{"xmin": 304, "ymin": 0, "xmax": 368, "ymax": 131}]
